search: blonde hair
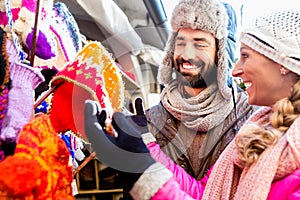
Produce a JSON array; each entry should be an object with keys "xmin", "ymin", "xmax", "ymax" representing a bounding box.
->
[{"xmin": 236, "ymin": 80, "xmax": 300, "ymax": 165}]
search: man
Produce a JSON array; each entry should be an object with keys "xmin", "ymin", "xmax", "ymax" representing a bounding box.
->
[{"xmin": 145, "ymin": 0, "xmax": 256, "ymax": 179}]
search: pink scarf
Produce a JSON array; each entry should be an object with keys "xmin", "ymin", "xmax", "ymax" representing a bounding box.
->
[{"xmin": 202, "ymin": 107, "xmax": 300, "ymax": 200}]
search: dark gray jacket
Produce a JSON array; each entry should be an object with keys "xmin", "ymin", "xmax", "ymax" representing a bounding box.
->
[{"xmin": 146, "ymin": 91, "xmax": 256, "ymax": 179}]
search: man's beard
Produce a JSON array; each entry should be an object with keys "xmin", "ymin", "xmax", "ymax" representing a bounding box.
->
[
  {"xmin": 180, "ymin": 72, "xmax": 207, "ymax": 88},
  {"xmin": 174, "ymin": 57, "xmax": 217, "ymax": 88}
]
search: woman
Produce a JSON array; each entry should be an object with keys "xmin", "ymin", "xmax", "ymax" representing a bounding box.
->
[
  {"xmin": 84, "ymin": 7, "xmax": 300, "ymax": 200},
  {"xmin": 201, "ymin": 8, "xmax": 300, "ymax": 199}
]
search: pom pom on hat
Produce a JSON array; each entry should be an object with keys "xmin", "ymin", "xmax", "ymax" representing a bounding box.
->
[
  {"xmin": 49, "ymin": 41, "xmax": 124, "ymax": 138},
  {"xmin": 240, "ymin": 9, "xmax": 300, "ymax": 75}
]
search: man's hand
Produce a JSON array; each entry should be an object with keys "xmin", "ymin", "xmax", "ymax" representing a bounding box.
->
[
  {"xmin": 126, "ymin": 97, "xmax": 148, "ymax": 134},
  {"xmin": 84, "ymin": 100, "xmax": 155, "ymax": 190}
]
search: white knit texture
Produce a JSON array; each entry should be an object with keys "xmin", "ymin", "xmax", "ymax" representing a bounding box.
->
[
  {"xmin": 240, "ymin": 9, "xmax": 300, "ymax": 75},
  {"xmin": 141, "ymin": 132, "xmax": 156, "ymax": 145},
  {"xmin": 130, "ymin": 162, "xmax": 173, "ymax": 200}
]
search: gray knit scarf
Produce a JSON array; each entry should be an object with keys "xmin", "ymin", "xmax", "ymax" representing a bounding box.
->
[{"xmin": 161, "ymin": 80, "xmax": 234, "ymax": 132}]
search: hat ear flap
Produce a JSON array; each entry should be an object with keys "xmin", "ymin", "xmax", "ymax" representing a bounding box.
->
[{"xmin": 158, "ymin": 32, "xmax": 177, "ymax": 85}]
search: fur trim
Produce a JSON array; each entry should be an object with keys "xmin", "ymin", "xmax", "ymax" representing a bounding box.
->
[
  {"xmin": 141, "ymin": 132, "xmax": 156, "ymax": 144},
  {"xmin": 171, "ymin": 0, "xmax": 227, "ymax": 39},
  {"xmin": 130, "ymin": 162, "xmax": 172, "ymax": 200}
]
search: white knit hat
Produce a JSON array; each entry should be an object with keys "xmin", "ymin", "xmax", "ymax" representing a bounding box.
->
[
  {"xmin": 240, "ymin": 9, "xmax": 300, "ymax": 75},
  {"xmin": 158, "ymin": 0, "xmax": 232, "ymax": 99}
]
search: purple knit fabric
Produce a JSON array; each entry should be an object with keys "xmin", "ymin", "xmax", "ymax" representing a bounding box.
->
[
  {"xmin": 26, "ymin": 28, "xmax": 56, "ymax": 60},
  {"xmin": 0, "ymin": 40, "xmax": 44, "ymax": 142}
]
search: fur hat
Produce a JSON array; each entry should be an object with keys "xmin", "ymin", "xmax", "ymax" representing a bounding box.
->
[
  {"xmin": 240, "ymin": 9, "xmax": 300, "ymax": 75},
  {"xmin": 158, "ymin": 0, "xmax": 232, "ymax": 99}
]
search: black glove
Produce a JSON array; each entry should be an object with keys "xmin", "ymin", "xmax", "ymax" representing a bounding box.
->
[
  {"xmin": 126, "ymin": 97, "xmax": 148, "ymax": 134},
  {"xmin": 84, "ymin": 100, "xmax": 155, "ymax": 192}
]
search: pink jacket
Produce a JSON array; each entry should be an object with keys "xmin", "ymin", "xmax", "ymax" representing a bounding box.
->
[
  {"xmin": 268, "ymin": 168, "xmax": 300, "ymax": 200},
  {"xmin": 129, "ymin": 137, "xmax": 300, "ymax": 200}
]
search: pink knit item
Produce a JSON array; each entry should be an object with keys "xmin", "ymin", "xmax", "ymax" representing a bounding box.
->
[
  {"xmin": 0, "ymin": 40, "xmax": 44, "ymax": 141},
  {"xmin": 0, "ymin": 8, "xmax": 20, "ymax": 26},
  {"xmin": 202, "ymin": 107, "xmax": 300, "ymax": 200},
  {"xmin": 0, "ymin": 0, "xmax": 40, "ymax": 27},
  {"xmin": 21, "ymin": 0, "xmax": 38, "ymax": 12}
]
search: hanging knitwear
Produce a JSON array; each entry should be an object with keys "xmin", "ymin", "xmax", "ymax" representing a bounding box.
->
[{"xmin": 50, "ymin": 41, "xmax": 125, "ymax": 139}]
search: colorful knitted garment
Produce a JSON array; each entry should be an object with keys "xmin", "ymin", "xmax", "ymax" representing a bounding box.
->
[
  {"xmin": 0, "ymin": 114, "xmax": 74, "ymax": 199},
  {"xmin": 0, "ymin": 27, "xmax": 11, "ymax": 162},
  {"xmin": 0, "ymin": 0, "xmax": 58, "ymax": 60},
  {"xmin": 34, "ymin": 1, "xmax": 82, "ymax": 70},
  {"xmin": 0, "ymin": 39, "xmax": 44, "ymax": 142},
  {"xmin": 0, "ymin": 27, "xmax": 10, "ymax": 132},
  {"xmin": 50, "ymin": 41, "xmax": 124, "ymax": 138}
]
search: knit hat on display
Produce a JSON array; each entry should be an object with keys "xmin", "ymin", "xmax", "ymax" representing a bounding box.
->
[
  {"xmin": 0, "ymin": 0, "xmax": 82, "ymax": 68},
  {"xmin": 49, "ymin": 41, "xmax": 124, "ymax": 138},
  {"xmin": 158, "ymin": 0, "xmax": 232, "ymax": 99},
  {"xmin": 0, "ymin": 0, "xmax": 58, "ymax": 60},
  {"xmin": 33, "ymin": 1, "xmax": 82, "ymax": 70},
  {"xmin": 240, "ymin": 9, "xmax": 300, "ymax": 75},
  {"xmin": 52, "ymin": 2, "xmax": 82, "ymax": 54}
]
